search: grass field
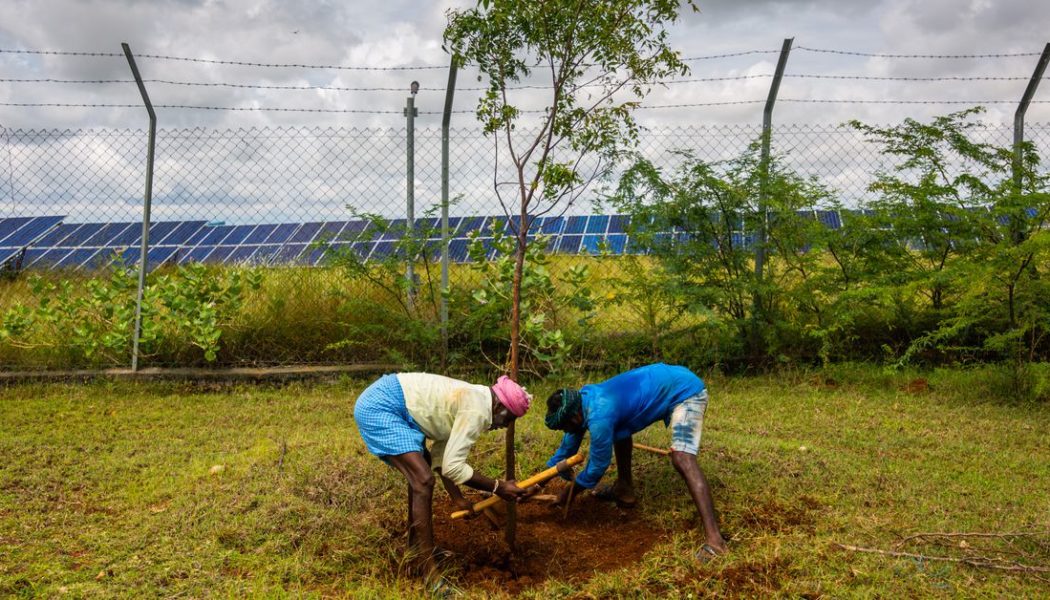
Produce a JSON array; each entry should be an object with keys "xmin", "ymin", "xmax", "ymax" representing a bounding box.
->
[{"xmin": 1, "ymin": 366, "xmax": 1048, "ymax": 598}]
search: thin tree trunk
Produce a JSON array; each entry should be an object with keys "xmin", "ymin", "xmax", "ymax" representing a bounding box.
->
[{"xmin": 505, "ymin": 221, "xmax": 526, "ymax": 550}]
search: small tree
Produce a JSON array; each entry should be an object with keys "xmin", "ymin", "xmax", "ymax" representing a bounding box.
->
[{"xmin": 444, "ymin": 0, "xmax": 693, "ymax": 546}]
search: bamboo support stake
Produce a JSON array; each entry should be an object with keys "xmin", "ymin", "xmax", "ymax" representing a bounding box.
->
[
  {"xmin": 450, "ymin": 453, "xmax": 585, "ymax": 519},
  {"xmin": 633, "ymin": 442, "xmax": 672, "ymax": 456}
]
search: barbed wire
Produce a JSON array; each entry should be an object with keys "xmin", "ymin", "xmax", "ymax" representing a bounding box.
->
[
  {"xmin": 7, "ymin": 72, "xmax": 1039, "ymax": 94},
  {"xmin": 795, "ymin": 45, "xmax": 1044, "ymax": 59},
  {"xmin": 8, "ymin": 98, "xmax": 1042, "ymax": 113}
]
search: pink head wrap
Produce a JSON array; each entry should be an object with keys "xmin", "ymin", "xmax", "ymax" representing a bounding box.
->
[{"xmin": 492, "ymin": 375, "xmax": 532, "ymax": 417}]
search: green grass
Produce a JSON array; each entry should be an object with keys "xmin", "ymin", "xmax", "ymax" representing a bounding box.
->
[{"xmin": 1, "ymin": 366, "xmax": 1048, "ymax": 598}]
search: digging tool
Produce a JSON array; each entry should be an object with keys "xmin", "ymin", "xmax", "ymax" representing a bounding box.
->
[
  {"xmin": 633, "ymin": 442, "xmax": 672, "ymax": 456},
  {"xmin": 450, "ymin": 453, "xmax": 585, "ymax": 519}
]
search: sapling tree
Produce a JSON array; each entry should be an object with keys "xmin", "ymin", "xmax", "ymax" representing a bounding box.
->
[{"xmin": 444, "ymin": 0, "xmax": 693, "ymax": 545}]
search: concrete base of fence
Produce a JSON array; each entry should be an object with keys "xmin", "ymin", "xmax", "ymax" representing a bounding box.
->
[{"xmin": 0, "ymin": 364, "xmax": 401, "ymax": 385}]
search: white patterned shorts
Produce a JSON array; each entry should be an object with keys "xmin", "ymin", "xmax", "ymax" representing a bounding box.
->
[{"xmin": 669, "ymin": 390, "xmax": 709, "ymax": 455}]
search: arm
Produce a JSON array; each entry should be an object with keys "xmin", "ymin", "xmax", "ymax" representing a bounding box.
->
[
  {"xmin": 573, "ymin": 420, "xmax": 614, "ymax": 489},
  {"xmin": 440, "ymin": 410, "xmax": 532, "ymax": 502},
  {"xmin": 545, "ymin": 430, "xmax": 584, "ymax": 477}
]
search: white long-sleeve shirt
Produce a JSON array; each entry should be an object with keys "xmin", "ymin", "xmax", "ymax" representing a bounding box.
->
[{"xmin": 397, "ymin": 373, "xmax": 492, "ymax": 484}]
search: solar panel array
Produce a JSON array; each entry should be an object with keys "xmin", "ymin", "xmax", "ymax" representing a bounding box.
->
[{"xmin": 3, "ymin": 208, "xmax": 1036, "ymax": 272}]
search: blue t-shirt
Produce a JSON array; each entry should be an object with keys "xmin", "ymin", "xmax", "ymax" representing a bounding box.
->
[{"xmin": 546, "ymin": 363, "xmax": 705, "ymax": 488}]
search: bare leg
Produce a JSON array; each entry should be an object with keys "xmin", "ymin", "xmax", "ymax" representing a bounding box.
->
[
  {"xmin": 612, "ymin": 436, "xmax": 637, "ymax": 505},
  {"xmin": 670, "ymin": 450, "xmax": 727, "ymax": 553},
  {"xmin": 404, "ymin": 448, "xmax": 432, "ymax": 549},
  {"xmin": 387, "ymin": 452, "xmax": 436, "ymax": 569}
]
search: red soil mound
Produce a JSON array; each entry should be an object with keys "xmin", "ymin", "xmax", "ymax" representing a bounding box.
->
[{"xmin": 431, "ymin": 486, "xmax": 668, "ymax": 595}]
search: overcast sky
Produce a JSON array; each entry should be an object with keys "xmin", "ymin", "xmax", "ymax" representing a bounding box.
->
[{"xmin": 2, "ymin": 0, "xmax": 1049, "ymax": 130}]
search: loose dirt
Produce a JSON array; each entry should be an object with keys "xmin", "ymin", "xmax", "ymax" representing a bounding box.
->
[{"xmin": 430, "ymin": 485, "xmax": 668, "ymax": 595}]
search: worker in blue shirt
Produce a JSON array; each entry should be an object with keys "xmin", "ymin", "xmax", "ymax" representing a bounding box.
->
[{"xmin": 543, "ymin": 363, "xmax": 727, "ymax": 559}]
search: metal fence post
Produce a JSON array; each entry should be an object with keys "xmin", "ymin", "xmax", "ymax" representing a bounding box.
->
[
  {"xmin": 1, "ymin": 123, "xmax": 13, "ymax": 219},
  {"xmin": 440, "ymin": 62, "xmax": 458, "ymax": 366},
  {"xmin": 1012, "ymin": 42, "xmax": 1050, "ymax": 244},
  {"xmin": 755, "ymin": 37, "xmax": 793, "ymax": 285},
  {"xmin": 404, "ymin": 82, "xmax": 419, "ymax": 311},
  {"xmin": 122, "ymin": 43, "xmax": 156, "ymax": 373}
]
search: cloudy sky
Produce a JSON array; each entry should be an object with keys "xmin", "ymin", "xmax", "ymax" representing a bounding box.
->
[{"xmin": 2, "ymin": 0, "xmax": 1049, "ymax": 130}]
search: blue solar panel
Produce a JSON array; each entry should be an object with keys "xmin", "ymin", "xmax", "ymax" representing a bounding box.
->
[
  {"xmin": 303, "ymin": 246, "xmax": 327, "ymax": 266},
  {"xmin": 225, "ymin": 245, "xmax": 261, "ymax": 263},
  {"xmin": 381, "ymin": 219, "xmax": 406, "ymax": 241},
  {"xmin": 82, "ymin": 222, "xmax": 133, "ymax": 247},
  {"xmin": 273, "ymin": 243, "xmax": 307, "ymax": 264},
  {"xmin": 456, "ymin": 217, "xmax": 484, "ymax": 236},
  {"xmin": 223, "ymin": 225, "xmax": 257, "ymax": 245},
  {"xmin": 0, "ymin": 217, "xmax": 34, "ymax": 242},
  {"xmin": 183, "ymin": 225, "xmax": 213, "ymax": 247},
  {"xmin": 179, "ymin": 245, "xmax": 216, "ymax": 264},
  {"xmin": 817, "ymin": 210, "xmax": 842, "ymax": 229},
  {"xmin": 146, "ymin": 221, "xmax": 181, "ymax": 244},
  {"xmin": 108, "ymin": 223, "xmax": 145, "ymax": 246},
  {"xmin": 608, "ymin": 215, "xmax": 630, "ymax": 234},
  {"xmin": 198, "ymin": 225, "xmax": 234, "ymax": 246},
  {"xmin": 352, "ymin": 241, "xmax": 376, "ymax": 259},
  {"xmin": 309, "ymin": 221, "xmax": 346, "ymax": 244},
  {"xmin": 541, "ymin": 216, "xmax": 564, "ymax": 235},
  {"xmin": 204, "ymin": 246, "xmax": 236, "ymax": 264},
  {"xmin": 558, "ymin": 235, "xmax": 583, "ymax": 254},
  {"xmin": 1025, "ymin": 207, "xmax": 1037, "ymax": 218},
  {"xmin": 251, "ymin": 245, "xmax": 281, "ymax": 265},
  {"xmin": 582, "ymin": 235, "xmax": 603, "ymax": 254},
  {"xmin": 157, "ymin": 221, "xmax": 206, "ymax": 245},
  {"xmin": 264, "ymin": 223, "xmax": 300, "ymax": 245},
  {"xmin": 586, "ymin": 215, "xmax": 609, "ymax": 234},
  {"xmin": 449, "ymin": 239, "xmax": 470, "ymax": 262},
  {"xmin": 606, "ymin": 234, "xmax": 627, "ymax": 254},
  {"xmin": 31, "ymin": 223, "xmax": 79, "ymax": 247},
  {"xmin": 5, "ymin": 216, "xmax": 64, "ymax": 245},
  {"xmin": 57, "ymin": 223, "xmax": 106, "ymax": 247},
  {"xmin": 288, "ymin": 222, "xmax": 324, "ymax": 244},
  {"xmin": 28, "ymin": 247, "xmax": 73, "ymax": 269},
  {"xmin": 243, "ymin": 224, "xmax": 276, "ymax": 244},
  {"xmin": 564, "ymin": 216, "xmax": 587, "ymax": 234},
  {"xmin": 371, "ymin": 241, "xmax": 397, "ymax": 259},
  {"xmin": 55, "ymin": 248, "xmax": 101, "ymax": 269}
]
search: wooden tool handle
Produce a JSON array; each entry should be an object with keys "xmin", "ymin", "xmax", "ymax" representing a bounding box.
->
[
  {"xmin": 633, "ymin": 442, "xmax": 672, "ymax": 456},
  {"xmin": 450, "ymin": 453, "xmax": 585, "ymax": 519}
]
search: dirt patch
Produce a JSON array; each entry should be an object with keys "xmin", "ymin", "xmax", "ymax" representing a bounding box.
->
[
  {"xmin": 701, "ymin": 556, "xmax": 793, "ymax": 597},
  {"xmin": 901, "ymin": 378, "xmax": 930, "ymax": 394},
  {"xmin": 429, "ymin": 485, "xmax": 668, "ymax": 595},
  {"xmin": 736, "ymin": 495, "xmax": 821, "ymax": 534}
]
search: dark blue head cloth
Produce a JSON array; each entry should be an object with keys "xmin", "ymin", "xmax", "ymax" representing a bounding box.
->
[{"xmin": 544, "ymin": 388, "xmax": 582, "ymax": 430}]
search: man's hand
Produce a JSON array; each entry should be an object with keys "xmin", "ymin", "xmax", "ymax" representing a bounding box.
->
[
  {"xmin": 451, "ymin": 496, "xmax": 477, "ymax": 519},
  {"xmin": 495, "ymin": 479, "xmax": 532, "ymax": 502},
  {"xmin": 516, "ymin": 484, "xmax": 542, "ymax": 502},
  {"xmin": 553, "ymin": 482, "xmax": 582, "ymax": 507}
]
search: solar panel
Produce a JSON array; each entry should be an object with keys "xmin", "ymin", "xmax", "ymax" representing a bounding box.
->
[
  {"xmin": 263, "ymin": 223, "xmax": 300, "ymax": 245},
  {"xmin": 288, "ymin": 222, "xmax": 324, "ymax": 244},
  {"xmin": 541, "ymin": 216, "xmax": 564, "ymax": 235},
  {"xmin": 223, "ymin": 225, "xmax": 257, "ymax": 245},
  {"xmin": 564, "ymin": 216, "xmax": 587, "ymax": 234},
  {"xmin": 0, "ymin": 216, "xmax": 66, "ymax": 268},
  {"xmin": 586, "ymin": 215, "xmax": 610, "ymax": 235},
  {"xmin": 198, "ymin": 225, "xmax": 235, "ymax": 246},
  {"xmin": 582, "ymin": 235, "xmax": 603, "ymax": 254},
  {"xmin": 82, "ymin": 222, "xmax": 133, "ymax": 247},
  {"xmin": 273, "ymin": 243, "xmax": 307, "ymax": 264},
  {"xmin": 558, "ymin": 235, "xmax": 583, "ymax": 254},
  {"xmin": 0, "ymin": 217, "xmax": 34, "ymax": 243},
  {"xmin": 156, "ymin": 221, "xmax": 206, "ymax": 245},
  {"xmin": 606, "ymin": 234, "xmax": 627, "ymax": 254}
]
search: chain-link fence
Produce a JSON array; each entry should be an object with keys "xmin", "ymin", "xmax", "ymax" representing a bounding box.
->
[{"xmin": 1, "ymin": 120, "xmax": 1047, "ymax": 370}]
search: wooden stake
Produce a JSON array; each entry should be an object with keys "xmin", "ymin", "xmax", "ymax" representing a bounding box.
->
[
  {"xmin": 633, "ymin": 442, "xmax": 672, "ymax": 456},
  {"xmin": 450, "ymin": 453, "xmax": 585, "ymax": 519}
]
